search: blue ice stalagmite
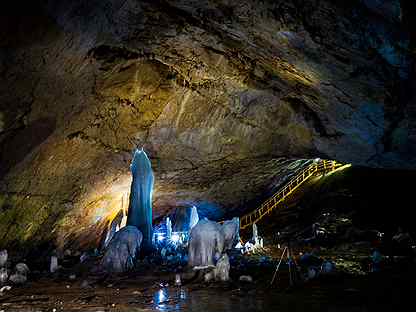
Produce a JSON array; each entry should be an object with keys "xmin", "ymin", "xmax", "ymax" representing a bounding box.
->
[{"xmin": 127, "ymin": 148, "xmax": 154, "ymax": 251}]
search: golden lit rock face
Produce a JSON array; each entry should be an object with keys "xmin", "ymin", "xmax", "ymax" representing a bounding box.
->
[{"xmin": 0, "ymin": 0, "xmax": 414, "ymax": 251}]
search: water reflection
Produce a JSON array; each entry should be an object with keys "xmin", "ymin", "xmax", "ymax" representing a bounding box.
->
[
  {"xmin": 152, "ymin": 286, "xmax": 264, "ymax": 312},
  {"xmin": 153, "ymin": 287, "xmax": 187, "ymax": 311}
]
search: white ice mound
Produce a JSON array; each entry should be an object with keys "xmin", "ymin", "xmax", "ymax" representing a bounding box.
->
[{"xmin": 101, "ymin": 225, "xmax": 143, "ymax": 273}]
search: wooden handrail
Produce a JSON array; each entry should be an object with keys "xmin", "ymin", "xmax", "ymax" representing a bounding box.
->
[{"xmin": 239, "ymin": 159, "xmax": 345, "ymax": 230}]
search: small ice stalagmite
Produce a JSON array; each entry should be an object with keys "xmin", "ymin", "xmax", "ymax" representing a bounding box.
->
[
  {"xmin": 0, "ymin": 268, "xmax": 8, "ymax": 284},
  {"xmin": 214, "ymin": 254, "xmax": 230, "ymax": 281},
  {"xmin": 9, "ymin": 263, "xmax": 29, "ymax": 285},
  {"xmin": 189, "ymin": 206, "xmax": 199, "ymax": 230},
  {"xmin": 0, "ymin": 250, "xmax": 7, "ymax": 268},
  {"xmin": 103, "ymin": 209, "xmax": 125, "ymax": 248},
  {"xmin": 50, "ymin": 256, "xmax": 58, "ymax": 273},
  {"xmin": 126, "ymin": 148, "xmax": 154, "ymax": 252},
  {"xmin": 253, "ymin": 223, "xmax": 259, "ymax": 246},
  {"xmin": 15, "ymin": 263, "xmax": 29, "ymax": 275},
  {"xmin": 166, "ymin": 217, "xmax": 172, "ymax": 240},
  {"xmin": 101, "ymin": 225, "xmax": 143, "ymax": 273}
]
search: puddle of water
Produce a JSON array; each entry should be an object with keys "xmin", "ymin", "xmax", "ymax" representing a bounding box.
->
[
  {"xmin": 152, "ymin": 286, "xmax": 267, "ymax": 312},
  {"xmin": 153, "ymin": 287, "xmax": 187, "ymax": 311}
]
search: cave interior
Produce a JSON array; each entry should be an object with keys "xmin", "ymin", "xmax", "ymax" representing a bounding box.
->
[{"xmin": 0, "ymin": 0, "xmax": 415, "ymax": 311}]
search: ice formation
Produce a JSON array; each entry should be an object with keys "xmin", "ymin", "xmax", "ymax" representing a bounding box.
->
[
  {"xmin": 188, "ymin": 219, "xmax": 224, "ymax": 268},
  {"xmin": 126, "ymin": 149, "xmax": 154, "ymax": 251},
  {"xmin": 189, "ymin": 206, "xmax": 199, "ymax": 230},
  {"xmin": 103, "ymin": 209, "xmax": 125, "ymax": 248},
  {"xmin": 15, "ymin": 263, "xmax": 29, "ymax": 275},
  {"xmin": 101, "ymin": 225, "xmax": 143, "ymax": 273},
  {"xmin": 0, "ymin": 250, "xmax": 7, "ymax": 268},
  {"xmin": 213, "ymin": 254, "xmax": 230, "ymax": 281},
  {"xmin": 166, "ymin": 217, "xmax": 172, "ymax": 239},
  {"xmin": 188, "ymin": 218, "xmax": 240, "ymax": 268},
  {"xmin": 172, "ymin": 206, "xmax": 199, "ymax": 232},
  {"xmin": 0, "ymin": 268, "xmax": 8, "ymax": 284},
  {"xmin": 221, "ymin": 217, "xmax": 240, "ymax": 251},
  {"xmin": 8, "ymin": 263, "xmax": 30, "ymax": 285},
  {"xmin": 253, "ymin": 223, "xmax": 259, "ymax": 245},
  {"xmin": 50, "ymin": 256, "xmax": 58, "ymax": 273},
  {"xmin": 9, "ymin": 273, "xmax": 26, "ymax": 284}
]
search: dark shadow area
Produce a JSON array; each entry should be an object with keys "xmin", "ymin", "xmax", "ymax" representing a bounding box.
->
[{"xmin": 0, "ymin": 117, "xmax": 56, "ymax": 177}]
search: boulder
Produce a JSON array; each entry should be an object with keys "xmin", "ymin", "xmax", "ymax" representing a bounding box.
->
[{"xmin": 239, "ymin": 275, "xmax": 253, "ymax": 283}]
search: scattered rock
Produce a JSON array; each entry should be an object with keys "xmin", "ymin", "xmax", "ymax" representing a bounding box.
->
[
  {"xmin": 0, "ymin": 285, "xmax": 11, "ymax": 293},
  {"xmin": 80, "ymin": 280, "xmax": 89, "ymax": 288},
  {"xmin": 239, "ymin": 275, "xmax": 253, "ymax": 283}
]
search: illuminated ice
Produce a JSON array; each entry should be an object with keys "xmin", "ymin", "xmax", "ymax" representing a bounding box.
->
[
  {"xmin": 101, "ymin": 225, "xmax": 143, "ymax": 273},
  {"xmin": 103, "ymin": 209, "xmax": 125, "ymax": 248},
  {"xmin": 166, "ymin": 217, "xmax": 172, "ymax": 239},
  {"xmin": 214, "ymin": 254, "xmax": 230, "ymax": 281},
  {"xmin": 50, "ymin": 256, "xmax": 58, "ymax": 273},
  {"xmin": 171, "ymin": 233, "xmax": 180, "ymax": 243},
  {"xmin": 189, "ymin": 206, "xmax": 199, "ymax": 230},
  {"xmin": 253, "ymin": 223, "xmax": 259, "ymax": 245},
  {"xmin": 221, "ymin": 217, "xmax": 240, "ymax": 250},
  {"xmin": 188, "ymin": 219, "xmax": 224, "ymax": 268},
  {"xmin": 0, "ymin": 250, "xmax": 7, "ymax": 268},
  {"xmin": 188, "ymin": 218, "xmax": 240, "ymax": 268},
  {"xmin": 0, "ymin": 268, "xmax": 8, "ymax": 284},
  {"xmin": 127, "ymin": 148, "xmax": 154, "ymax": 251}
]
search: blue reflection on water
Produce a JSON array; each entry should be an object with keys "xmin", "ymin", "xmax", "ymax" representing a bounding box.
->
[{"xmin": 153, "ymin": 287, "xmax": 187, "ymax": 311}]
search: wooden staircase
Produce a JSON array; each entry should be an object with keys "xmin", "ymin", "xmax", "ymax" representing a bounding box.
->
[{"xmin": 239, "ymin": 159, "xmax": 347, "ymax": 230}]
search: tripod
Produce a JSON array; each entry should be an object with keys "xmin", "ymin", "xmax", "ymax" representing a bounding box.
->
[{"xmin": 270, "ymin": 244, "xmax": 297, "ymax": 287}]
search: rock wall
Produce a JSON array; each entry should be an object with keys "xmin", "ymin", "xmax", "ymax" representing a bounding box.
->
[{"xmin": 0, "ymin": 0, "xmax": 415, "ymax": 252}]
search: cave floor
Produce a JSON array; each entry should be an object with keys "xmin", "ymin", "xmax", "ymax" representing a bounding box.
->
[{"xmin": 1, "ymin": 257, "xmax": 413, "ymax": 312}]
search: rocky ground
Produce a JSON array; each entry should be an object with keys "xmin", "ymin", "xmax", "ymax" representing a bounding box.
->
[{"xmin": 0, "ymin": 243, "xmax": 414, "ymax": 312}]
